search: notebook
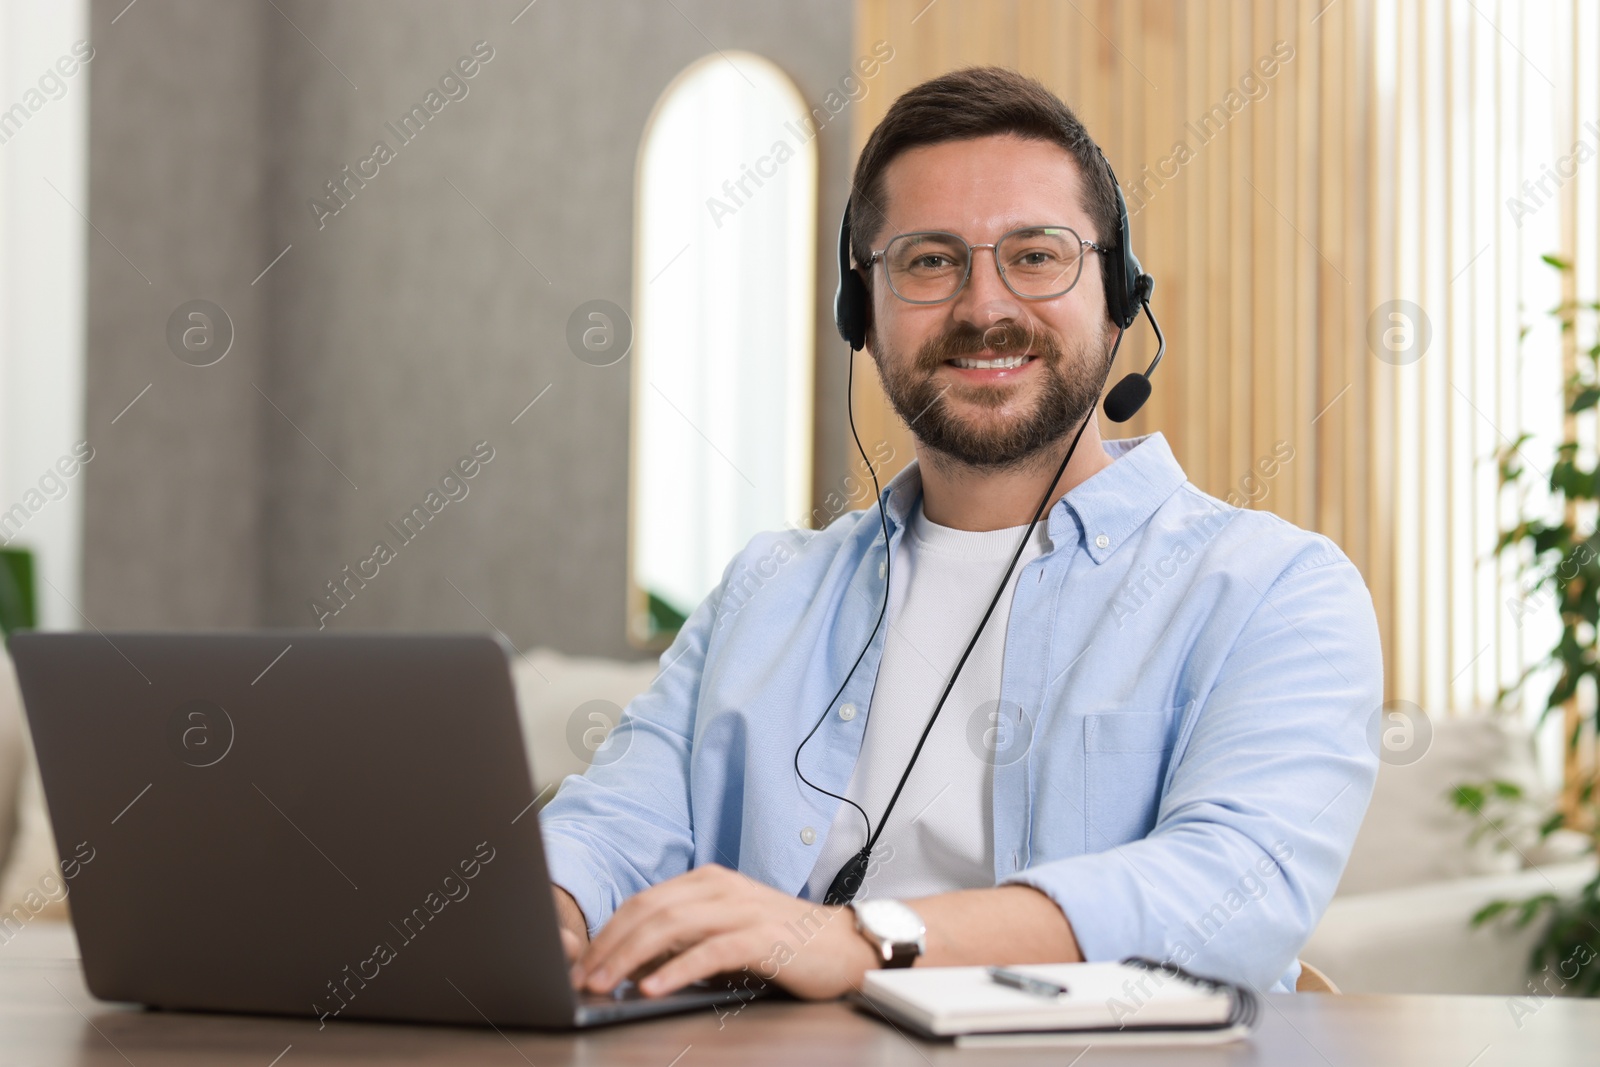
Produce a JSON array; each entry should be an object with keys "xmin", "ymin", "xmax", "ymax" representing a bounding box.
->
[{"xmin": 857, "ymin": 957, "xmax": 1259, "ymax": 1048}]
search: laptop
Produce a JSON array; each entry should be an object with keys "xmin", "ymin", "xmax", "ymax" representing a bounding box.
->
[{"xmin": 7, "ymin": 631, "xmax": 761, "ymax": 1028}]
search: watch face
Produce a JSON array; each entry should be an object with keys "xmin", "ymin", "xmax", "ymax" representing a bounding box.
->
[{"xmin": 856, "ymin": 899, "xmax": 925, "ymax": 943}]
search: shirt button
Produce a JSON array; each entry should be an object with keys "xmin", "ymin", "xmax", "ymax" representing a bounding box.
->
[
  {"xmin": 878, "ymin": 559, "xmax": 887, "ymax": 579},
  {"xmin": 800, "ymin": 827, "xmax": 817, "ymax": 845},
  {"xmin": 839, "ymin": 703, "xmax": 858, "ymax": 721},
  {"xmin": 1095, "ymin": 534, "xmax": 1110, "ymax": 549}
]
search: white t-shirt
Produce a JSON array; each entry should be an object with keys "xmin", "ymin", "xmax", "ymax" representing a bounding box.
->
[{"xmin": 804, "ymin": 499, "xmax": 1050, "ymax": 902}]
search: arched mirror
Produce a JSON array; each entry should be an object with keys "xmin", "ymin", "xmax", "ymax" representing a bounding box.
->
[{"xmin": 629, "ymin": 52, "xmax": 817, "ymax": 647}]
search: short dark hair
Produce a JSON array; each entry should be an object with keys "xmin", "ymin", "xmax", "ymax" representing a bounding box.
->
[{"xmin": 848, "ymin": 66, "xmax": 1120, "ymax": 286}]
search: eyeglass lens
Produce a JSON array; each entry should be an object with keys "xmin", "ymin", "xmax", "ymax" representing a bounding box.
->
[{"xmin": 882, "ymin": 227, "xmax": 1087, "ymax": 302}]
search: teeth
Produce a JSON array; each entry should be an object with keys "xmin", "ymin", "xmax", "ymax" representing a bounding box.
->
[{"xmin": 951, "ymin": 354, "xmax": 1030, "ymax": 370}]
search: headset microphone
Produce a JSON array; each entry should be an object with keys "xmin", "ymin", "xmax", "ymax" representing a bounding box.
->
[
  {"xmin": 810, "ymin": 143, "xmax": 1164, "ymax": 905},
  {"xmin": 1102, "ymin": 373, "xmax": 1151, "ymax": 423},
  {"xmin": 1101, "ymin": 291, "xmax": 1165, "ymax": 422}
]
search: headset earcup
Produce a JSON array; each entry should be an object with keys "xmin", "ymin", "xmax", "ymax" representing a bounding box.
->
[
  {"xmin": 1095, "ymin": 147, "xmax": 1142, "ymax": 331},
  {"xmin": 1102, "ymin": 261, "xmax": 1127, "ymax": 331},
  {"xmin": 834, "ymin": 267, "xmax": 870, "ymax": 350},
  {"xmin": 834, "ymin": 202, "xmax": 871, "ymax": 351}
]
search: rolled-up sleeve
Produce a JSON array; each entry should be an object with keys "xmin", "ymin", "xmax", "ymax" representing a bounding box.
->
[{"xmin": 1003, "ymin": 556, "xmax": 1383, "ymax": 991}]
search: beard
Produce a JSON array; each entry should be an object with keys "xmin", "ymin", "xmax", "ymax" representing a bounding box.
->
[{"xmin": 871, "ymin": 317, "xmax": 1111, "ymax": 471}]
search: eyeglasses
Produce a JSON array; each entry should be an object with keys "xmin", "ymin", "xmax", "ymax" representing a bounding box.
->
[{"xmin": 867, "ymin": 225, "xmax": 1109, "ymax": 304}]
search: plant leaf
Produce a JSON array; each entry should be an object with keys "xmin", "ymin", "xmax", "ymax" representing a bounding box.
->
[{"xmin": 1471, "ymin": 899, "xmax": 1511, "ymax": 926}]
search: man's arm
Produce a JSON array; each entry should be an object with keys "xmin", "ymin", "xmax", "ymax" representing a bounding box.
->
[
  {"xmin": 1001, "ymin": 554, "xmax": 1383, "ymax": 989},
  {"xmin": 570, "ymin": 867, "xmax": 1080, "ymax": 999},
  {"xmin": 538, "ymin": 550, "xmax": 735, "ymax": 935},
  {"xmin": 915, "ymin": 884, "xmax": 1081, "ymax": 966}
]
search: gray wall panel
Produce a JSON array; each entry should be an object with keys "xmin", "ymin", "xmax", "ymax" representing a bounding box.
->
[
  {"xmin": 83, "ymin": 0, "xmax": 269, "ymax": 628},
  {"xmin": 85, "ymin": 0, "xmax": 858, "ymax": 659}
]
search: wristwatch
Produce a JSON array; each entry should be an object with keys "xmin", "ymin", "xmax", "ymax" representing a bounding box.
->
[{"xmin": 849, "ymin": 898, "xmax": 926, "ymax": 968}]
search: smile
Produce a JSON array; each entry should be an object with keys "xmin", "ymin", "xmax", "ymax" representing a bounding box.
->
[{"xmin": 944, "ymin": 352, "xmax": 1037, "ymax": 371}]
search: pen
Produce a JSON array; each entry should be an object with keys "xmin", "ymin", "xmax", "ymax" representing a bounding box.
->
[{"xmin": 987, "ymin": 966, "xmax": 1069, "ymax": 998}]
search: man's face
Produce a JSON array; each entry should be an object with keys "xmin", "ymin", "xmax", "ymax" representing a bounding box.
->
[{"xmin": 865, "ymin": 134, "xmax": 1115, "ymax": 470}]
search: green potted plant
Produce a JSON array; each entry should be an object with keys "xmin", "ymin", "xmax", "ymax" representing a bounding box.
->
[
  {"xmin": 1456, "ymin": 254, "xmax": 1600, "ymax": 995},
  {"xmin": 0, "ymin": 546, "xmax": 35, "ymax": 635}
]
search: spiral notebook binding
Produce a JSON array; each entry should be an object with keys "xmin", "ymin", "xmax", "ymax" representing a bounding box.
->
[{"xmin": 1120, "ymin": 957, "xmax": 1261, "ymax": 1031}]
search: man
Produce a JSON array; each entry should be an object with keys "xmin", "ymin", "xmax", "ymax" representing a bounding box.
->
[{"xmin": 540, "ymin": 67, "xmax": 1381, "ymax": 1000}]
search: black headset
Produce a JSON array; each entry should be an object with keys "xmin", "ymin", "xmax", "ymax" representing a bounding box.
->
[
  {"xmin": 800, "ymin": 145, "xmax": 1166, "ymax": 906},
  {"xmin": 832, "ymin": 144, "xmax": 1164, "ymax": 422}
]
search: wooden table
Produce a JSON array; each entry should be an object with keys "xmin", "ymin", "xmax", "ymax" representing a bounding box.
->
[{"xmin": 3, "ymin": 922, "xmax": 1596, "ymax": 1065}]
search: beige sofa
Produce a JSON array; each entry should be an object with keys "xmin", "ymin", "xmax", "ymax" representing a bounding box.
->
[
  {"xmin": 1304, "ymin": 714, "xmax": 1596, "ymax": 994},
  {"xmin": 2, "ymin": 644, "xmax": 1592, "ymax": 996}
]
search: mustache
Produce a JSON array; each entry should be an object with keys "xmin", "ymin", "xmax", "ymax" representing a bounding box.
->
[{"xmin": 915, "ymin": 320, "xmax": 1062, "ymax": 370}]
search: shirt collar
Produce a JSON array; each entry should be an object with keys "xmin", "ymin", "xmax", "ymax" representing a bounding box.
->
[{"xmin": 872, "ymin": 431, "xmax": 1189, "ymax": 563}]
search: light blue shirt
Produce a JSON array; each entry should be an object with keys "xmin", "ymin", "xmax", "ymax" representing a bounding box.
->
[{"xmin": 540, "ymin": 432, "xmax": 1382, "ymax": 993}]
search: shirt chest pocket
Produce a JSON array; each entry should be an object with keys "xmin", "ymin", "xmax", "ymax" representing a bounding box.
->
[{"xmin": 1082, "ymin": 711, "xmax": 1178, "ymax": 849}]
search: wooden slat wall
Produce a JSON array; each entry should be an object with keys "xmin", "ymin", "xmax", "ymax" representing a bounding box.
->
[{"xmin": 846, "ymin": 0, "xmax": 1598, "ymax": 726}]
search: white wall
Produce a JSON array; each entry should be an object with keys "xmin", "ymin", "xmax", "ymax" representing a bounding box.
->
[{"xmin": 0, "ymin": 0, "xmax": 90, "ymax": 630}]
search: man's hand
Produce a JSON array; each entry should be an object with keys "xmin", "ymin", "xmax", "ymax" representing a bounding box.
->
[
  {"xmin": 565, "ymin": 868, "xmax": 1079, "ymax": 1002},
  {"xmin": 552, "ymin": 885, "xmax": 589, "ymax": 963},
  {"xmin": 570, "ymin": 865, "xmax": 878, "ymax": 1000}
]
